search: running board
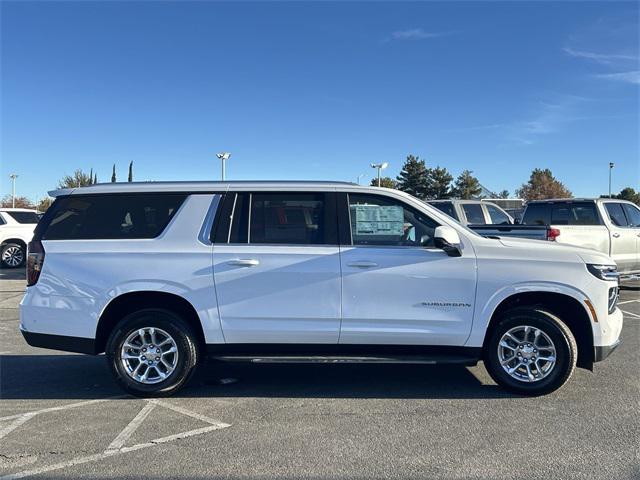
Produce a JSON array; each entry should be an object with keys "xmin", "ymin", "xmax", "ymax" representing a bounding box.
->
[{"xmin": 210, "ymin": 355, "xmax": 478, "ymax": 366}]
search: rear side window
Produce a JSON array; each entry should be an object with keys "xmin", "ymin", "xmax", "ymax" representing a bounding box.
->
[
  {"xmin": 622, "ymin": 203, "xmax": 640, "ymax": 227},
  {"xmin": 605, "ymin": 203, "xmax": 629, "ymax": 227},
  {"xmin": 522, "ymin": 204, "xmax": 550, "ymax": 225},
  {"xmin": 462, "ymin": 204, "xmax": 485, "ymax": 224},
  {"xmin": 550, "ymin": 203, "xmax": 599, "ymax": 226},
  {"xmin": 429, "ymin": 202, "xmax": 457, "ymax": 220},
  {"xmin": 250, "ymin": 193, "xmax": 330, "ymax": 244},
  {"xmin": 6, "ymin": 212, "xmax": 39, "ymax": 224},
  {"xmin": 41, "ymin": 193, "xmax": 187, "ymax": 240},
  {"xmin": 485, "ymin": 204, "xmax": 511, "ymax": 225}
]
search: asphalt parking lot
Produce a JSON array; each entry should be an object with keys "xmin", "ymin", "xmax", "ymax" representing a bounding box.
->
[{"xmin": 1, "ymin": 268, "xmax": 638, "ymax": 480}]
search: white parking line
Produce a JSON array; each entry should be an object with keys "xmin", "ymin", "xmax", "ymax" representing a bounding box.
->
[
  {"xmin": 621, "ymin": 310, "xmax": 640, "ymax": 319},
  {"xmin": 0, "ymin": 396, "xmax": 125, "ymax": 422},
  {"xmin": 0, "ymin": 398, "xmax": 231, "ymax": 480},
  {"xmin": 618, "ymin": 299, "xmax": 640, "ymax": 305}
]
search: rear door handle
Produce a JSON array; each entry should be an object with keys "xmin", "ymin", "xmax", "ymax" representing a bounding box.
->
[
  {"xmin": 347, "ymin": 261, "xmax": 378, "ymax": 268},
  {"xmin": 228, "ymin": 259, "xmax": 260, "ymax": 267},
  {"xmin": 612, "ymin": 233, "xmax": 621, "ymax": 238}
]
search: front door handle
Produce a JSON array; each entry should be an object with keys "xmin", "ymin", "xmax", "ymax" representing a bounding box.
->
[
  {"xmin": 612, "ymin": 233, "xmax": 621, "ymax": 238},
  {"xmin": 228, "ymin": 259, "xmax": 260, "ymax": 267},
  {"xmin": 347, "ymin": 261, "xmax": 378, "ymax": 268}
]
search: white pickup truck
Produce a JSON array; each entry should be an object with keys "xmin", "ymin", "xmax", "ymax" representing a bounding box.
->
[
  {"xmin": 0, "ymin": 208, "xmax": 39, "ymax": 268},
  {"xmin": 521, "ymin": 198, "xmax": 640, "ymax": 281}
]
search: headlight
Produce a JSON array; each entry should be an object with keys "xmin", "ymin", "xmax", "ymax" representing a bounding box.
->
[{"xmin": 587, "ymin": 264, "xmax": 619, "ymax": 282}]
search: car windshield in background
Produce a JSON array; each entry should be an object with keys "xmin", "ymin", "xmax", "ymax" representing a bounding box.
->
[
  {"xmin": 6, "ymin": 211, "xmax": 39, "ymax": 224},
  {"xmin": 522, "ymin": 202, "xmax": 600, "ymax": 226},
  {"xmin": 41, "ymin": 193, "xmax": 187, "ymax": 240}
]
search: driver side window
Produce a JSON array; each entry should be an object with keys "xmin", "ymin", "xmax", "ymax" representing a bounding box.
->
[{"xmin": 348, "ymin": 194, "xmax": 439, "ymax": 247}]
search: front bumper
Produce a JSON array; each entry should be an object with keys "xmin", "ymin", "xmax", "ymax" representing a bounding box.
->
[{"xmin": 593, "ymin": 339, "xmax": 621, "ymax": 363}]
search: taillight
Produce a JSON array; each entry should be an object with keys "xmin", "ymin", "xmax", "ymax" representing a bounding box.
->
[
  {"xmin": 26, "ymin": 240, "xmax": 45, "ymax": 286},
  {"xmin": 547, "ymin": 228, "xmax": 561, "ymax": 241}
]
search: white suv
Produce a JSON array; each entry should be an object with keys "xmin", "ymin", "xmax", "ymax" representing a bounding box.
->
[
  {"xmin": 0, "ymin": 208, "xmax": 39, "ymax": 268},
  {"xmin": 20, "ymin": 181, "xmax": 623, "ymax": 397}
]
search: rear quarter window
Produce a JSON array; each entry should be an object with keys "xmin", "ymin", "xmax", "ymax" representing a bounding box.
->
[
  {"xmin": 550, "ymin": 203, "xmax": 600, "ymax": 226},
  {"xmin": 6, "ymin": 211, "xmax": 39, "ymax": 224},
  {"xmin": 41, "ymin": 193, "xmax": 187, "ymax": 240},
  {"xmin": 522, "ymin": 204, "xmax": 550, "ymax": 225}
]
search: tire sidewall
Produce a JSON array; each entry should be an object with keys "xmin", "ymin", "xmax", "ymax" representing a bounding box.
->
[
  {"xmin": 106, "ymin": 309, "xmax": 199, "ymax": 397},
  {"xmin": 485, "ymin": 309, "xmax": 575, "ymax": 395},
  {"xmin": 1, "ymin": 243, "xmax": 25, "ymax": 269}
]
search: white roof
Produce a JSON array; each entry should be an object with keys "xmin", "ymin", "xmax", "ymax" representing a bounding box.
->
[
  {"xmin": 0, "ymin": 208, "xmax": 38, "ymax": 212},
  {"xmin": 49, "ymin": 180, "xmax": 374, "ymax": 197}
]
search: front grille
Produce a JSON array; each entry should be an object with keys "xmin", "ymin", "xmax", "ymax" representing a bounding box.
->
[{"xmin": 608, "ymin": 287, "xmax": 619, "ymax": 314}]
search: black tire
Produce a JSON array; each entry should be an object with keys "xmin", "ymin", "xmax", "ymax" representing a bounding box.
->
[
  {"xmin": 1, "ymin": 243, "xmax": 25, "ymax": 268},
  {"xmin": 105, "ymin": 309, "xmax": 200, "ymax": 397},
  {"xmin": 484, "ymin": 307, "xmax": 577, "ymax": 396}
]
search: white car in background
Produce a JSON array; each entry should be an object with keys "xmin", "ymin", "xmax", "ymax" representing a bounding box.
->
[{"xmin": 0, "ymin": 208, "xmax": 39, "ymax": 268}]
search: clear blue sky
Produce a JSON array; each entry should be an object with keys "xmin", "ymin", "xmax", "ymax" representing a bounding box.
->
[{"xmin": 1, "ymin": 1, "xmax": 638, "ymax": 201}]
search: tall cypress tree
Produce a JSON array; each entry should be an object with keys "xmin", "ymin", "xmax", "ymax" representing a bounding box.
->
[
  {"xmin": 89, "ymin": 168, "xmax": 93, "ymax": 185},
  {"xmin": 128, "ymin": 161, "xmax": 133, "ymax": 182},
  {"xmin": 395, "ymin": 155, "xmax": 429, "ymax": 199},
  {"xmin": 111, "ymin": 164, "xmax": 116, "ymax": 183},
  {"xmin": 94, "ymin": 173, "xmax": 98, "ymax": 184}
]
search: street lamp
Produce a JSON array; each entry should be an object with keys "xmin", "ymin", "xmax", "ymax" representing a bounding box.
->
[
  {"xmin": 9, "ymin": 174, "xmax": 18, "ymax": 208},
  {"xmin": 608, "ymin": 162, "xmax": 615, "ymax": 198},
  {"xmin": 356, "ymin": 174, "xmax": 365, "ymax": 185},
  {"xmin": 216, "ymin": 152, "xmax": 231, "ymax": 181},
  {"xmin": 370, "ymin": 162, "xmax": 388, "ymax": 187}
]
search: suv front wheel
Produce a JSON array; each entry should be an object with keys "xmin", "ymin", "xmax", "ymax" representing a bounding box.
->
[
  {"xmin": 484, "ymin": 307, "xmax": 577, "ymax": 396},
  {"xmin": 106, "ymin": 309, "xmax": 200, "ymax": 397}
]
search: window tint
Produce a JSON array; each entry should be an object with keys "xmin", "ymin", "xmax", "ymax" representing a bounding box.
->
[
  {"xmin": 605, "ymin": 203, "xmax": 629, "ymax": 227},
  {"xmin": 485, "ymin": 204, "xmax": 511, "ymax": 225},
  {"xmin": 550, "ymin": 203, "xmax": 599, "ymax": 226},
  {"xmin": 6, "ymin": 212, "xmax": 39, "ymax": 224},
  {"xmin": 429, "ymin": 202, "xmax": 457, "ymax": 220},
  {"xmin": 462, "ymin": 204, "xmax": 485, "ymax": 224},
  {"xmin": 249, "ymin": 193, "xmax": 330, "ymax": 245},
  {"xmin": 622, "ymin": 203, "xmax": 640, "ymax": 227},
  {"xmin": 42, "ymin": 194, "xmax": 187, "ymax": 240},
  {"xmin": 228, "ymin": 193, "xmax": 249, "ymax": 243},
  {"xmin": 349, "ymin": 194, "xmax": 439, "ymax": 247},
  {"xmin": 522, "ymin": 204, "xmax": 550, "ymax": 225},
  {"xmin": 0, "ymin": 215, "xmax": 5, "ymax": 225}
]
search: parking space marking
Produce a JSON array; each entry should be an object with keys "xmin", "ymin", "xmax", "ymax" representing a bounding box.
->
[
  {"xmin": 618, "ymin": 299, "xmax": 640, "ymax": 305},
  {"xmin": 0, "ymin": 399, "xmax": 231, "ymax": 480},
  {"xmin": 105, "ymin": 401, "xmax": 156, "ymax": 453},
  {"xmin": 0, "ymin": 396, "xmax": 125, "ymax": 422},
  {"xmin": 621, "ymin": 310, "xmax": 640, "ymax": 319}
]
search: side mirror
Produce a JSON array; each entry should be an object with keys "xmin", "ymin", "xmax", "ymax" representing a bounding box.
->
[{"xmin": 434, "ymin": 226, "xmax": 462, "ymax": 257}]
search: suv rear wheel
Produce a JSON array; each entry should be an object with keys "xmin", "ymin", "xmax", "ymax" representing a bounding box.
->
[
  {"xmin": 1, "ymin": 243, "xmax": 25, "ymax": 268},
  {"xmin": 106, "ymin": 309, "xmax": 200, "ymax": 397},
  {"xmin": 484, "ymin": 307, "xmax": 577, "ymax": 396}
]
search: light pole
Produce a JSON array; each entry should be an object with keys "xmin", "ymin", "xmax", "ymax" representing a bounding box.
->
[
  {"xmin": 608, "ymin": 162, "xmax": 615, "ymax": 198},
  {"xmin": 356, "ymin": 174, "xmax": 365, "ymax": 185},
  {"xmin": 370, "ymin": 163, "xmax": 388, "ymax": 187},
  {"xmin": 9, "ymin": 174, "xmax": 18, "ymax": 208},
  {"xmin": 216, "ymin": 152, "xmax": 231, "ymax": 181}
]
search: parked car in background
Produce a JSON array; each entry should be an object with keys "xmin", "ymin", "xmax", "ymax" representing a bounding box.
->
[
  {"xmin": 427, "ymin": 199, "xmax": 556, "ymax": 240},
  {"xmin": 521, "ymin": 198, "xmax": 640, "ymax": 281},
  {"xmin": 426, "ymin": 199, "xmax": 514, "ymax": 225},
  {"xmin": 0, "ymin": 208, "xmax": 39, "ymax": 268},
  {"xmin": 20, "ymin": 181, "xmax": 622, "ymax": 397}
]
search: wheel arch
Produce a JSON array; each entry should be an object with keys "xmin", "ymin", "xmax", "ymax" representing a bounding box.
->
[
  {"xmin": 483, "ymin": 291, "xmax": 594, "ymax": 369},
  {"xmin": 1, "ymin": 237, "xmax": 27, "ymax": 250},
  {"xmin": 95, "ymin": 291, "xmax": 206, "ymax": 354}
]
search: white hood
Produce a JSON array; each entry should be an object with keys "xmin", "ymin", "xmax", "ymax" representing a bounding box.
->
[{"xmin": 498, "ymin": 237, "xmax": 615, "ymax": 267}]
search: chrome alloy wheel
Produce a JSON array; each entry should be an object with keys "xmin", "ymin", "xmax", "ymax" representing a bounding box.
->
[
  {"xmin": 120, "ymin": 327, "xmax": 179, "ymax": 384},
  {"xmin": 497, "ymin": 325, "xmax": 557, "ymax": 383},
  {"xmin": 2, "ymin": 246, "xmax": 24, "ymax": 267}
]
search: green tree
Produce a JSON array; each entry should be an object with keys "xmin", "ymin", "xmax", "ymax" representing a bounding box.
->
[
  {"xmin": 425, "ymin": 166, "xmax": 453, "ymax": 199},
  {"xmin": 452, "ymin": 170, "xmax": 482, "ymax": 199},
  {"xmin": 370, "ymin": 177, "xmax": 397, "ymax": 188},
  {"xmin": 498, "ymin": 189, "xmax": 510, "ymax": 199},
  {"xmin": 128, "ymin": 161, "xmax": 133, "ymax": 182},
  {"xmin": 37, "ymin": 197, "xmax": 53, "ymax": 212},
  {"xmin": 396, "ymin": 155, "xmax": 429, "ymax": 199},
  {"xmin": 111, "ymin": 164, "xmax": 117, "ymax": 183},
  {"xmin": 89, "ymin": 168, "xmax": 94, "ymax": 185},
  {"xmin": 94, "ymin": 173, "xmax": 98, "ymax": 184},
  {"xmin": 615, "ymin": 187, "xmax": 640, "ymax": 206},
  {"xmin": 58, "ymin": 169, "xmax": 94, "ymax": 188},
  {"xmin": 516, "ymin": 168, "xmax": 572, "ymax": 201}
]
